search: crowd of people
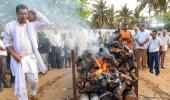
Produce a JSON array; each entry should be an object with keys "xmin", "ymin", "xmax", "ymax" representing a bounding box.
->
[
  {"xmin": 37, "ymin": 31, "xmax": 71, "ymax": 70},
  {"xmin": 133, "ymin": 26, "xmax": 169, "ymax": 75},
  {"xmin": 96, "ymin": 24, "xmax": 170, "ymax": 76}
]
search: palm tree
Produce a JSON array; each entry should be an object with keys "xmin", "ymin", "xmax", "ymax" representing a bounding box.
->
[
  {"xmin": 77, "ymin": 0, "xmax": 92, "ymax": 20},
  {"xmin": 132, "ymin": 6, "xmax": 146, "ymax": 26},
  {"xmin": 117, "ymin": 4, "xmax": 133, "ymax": 28},
  {"xmin": 137, "ymin": 0, "xmax": 167, "ymax": 17},
  {"xmin": 105, "ymin": 4, "xmax": 115, "ymax": 28},
  {"xmin": 91, "ymin": 0, "xmax": 108, "ymax": 28}
]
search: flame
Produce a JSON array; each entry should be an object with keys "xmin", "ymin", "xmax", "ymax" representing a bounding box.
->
[{"xmin": 95, "ymin": 59, "xmax": 108, "ymax": 76}]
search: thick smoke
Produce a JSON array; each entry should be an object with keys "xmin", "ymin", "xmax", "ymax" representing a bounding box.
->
[{"xmin": 0, "ymin": 0, "xmax": 99, "ymax": 55}]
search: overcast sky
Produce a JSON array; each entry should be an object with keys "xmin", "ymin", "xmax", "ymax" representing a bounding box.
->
[
  {"xmin": 107, "ymin": 0, "xmax": 138, "ymax": 10},
  {"xmin": 106, "ymin": 0, "xmax": 150, "ymax": 16}
]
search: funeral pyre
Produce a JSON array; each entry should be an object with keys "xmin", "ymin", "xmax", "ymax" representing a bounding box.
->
[{"xmin": 77, "ymin": 41, "xmax": 137, "ymax": 100}]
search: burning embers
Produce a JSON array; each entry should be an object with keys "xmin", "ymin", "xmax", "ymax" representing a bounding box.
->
[
  {"xmin": 77, "ymin": 41, "xmax": 137, "ymax": 100},
  {"xmin": 94, "ymin": 59, "xmax": 108, "ymax": 76}
]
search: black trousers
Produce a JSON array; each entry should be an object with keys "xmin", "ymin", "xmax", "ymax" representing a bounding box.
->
[{"xmin": 50, "ymin": 46, "xmax": 63, "ymax": 68}]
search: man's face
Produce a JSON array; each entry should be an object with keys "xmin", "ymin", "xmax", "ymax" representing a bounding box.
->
[
  {"xmin": 140, "ymin": 27, "xmax": 145, "ymax": 32},
  {"xmin": 152, "ymin": 32, "xmax": 157, "ymax": 38},
  {"xmin": 163, "ymin": 31, "xmax": 167, "ymax": 36},
  {"xmin": 124, "ymin": 25, "xmax": 128, "ymax": 31},
  {"xmin": 17, "ymin": 8, "xmax": 28, "ymax": 23}
]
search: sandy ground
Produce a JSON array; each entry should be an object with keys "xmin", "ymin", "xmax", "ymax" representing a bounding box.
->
[
  {"xmin": 0, "ymin": 68, "xmax": 73, "ymax": 100},
  {"xmin": 139, "ymin": 50, "xmax": 170, "ymax": 100}
]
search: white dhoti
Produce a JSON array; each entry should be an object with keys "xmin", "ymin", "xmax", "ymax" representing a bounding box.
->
[
  {"xmin": 18, "ymin": 72, "xmax": 38, "ymax": 100},
  {"xmin": 13, "ymin": 54, "xmax": 39, "ymax": 100}
]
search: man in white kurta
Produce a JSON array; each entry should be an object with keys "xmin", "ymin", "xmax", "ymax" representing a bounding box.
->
[
  {"xmin": 3, "ymin": 4, "xmax": 49, "ymax": 100},
  {"xmin": 159, "ymin": 30, "xmax": 170, "ymax": 68}
]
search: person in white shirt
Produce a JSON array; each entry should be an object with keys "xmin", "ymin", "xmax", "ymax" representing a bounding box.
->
[
  {"xmin": 133, "ymin": 27, "xmax": 139, "ymax": 51},
  {"xmin": 159, "ymin": 30, "xmax": 170, "ymax": 68},
  {"xmin": 49, "ymin": 33, "xmax": 64, "ymax": 69},
  {"xmin": 0, "ymin": 35, "xmax": 8, "ymax": 92},
  {"xmin": 149, "ymin": 31, "xmax": 163, "ymax": 76},
  {"xmin": 104, "ymin": 31, "xmax": 113, "ymax": 45},
  {"xmin": 3, "ymin": 4, "xmax": 50, "ymax": 100},
  {"xmin": 97, "ymin": 31, "xmax": 104, "ymax": 46},
  {"xmin": 135, "ymin": 26, "xmax": 150, "ymax": 69}
]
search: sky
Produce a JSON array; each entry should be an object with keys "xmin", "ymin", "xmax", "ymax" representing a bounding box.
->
[
  {"xmin": 106, "ymin": 0, "xmax": 149, "ymax": 16},
  {"xmin": 107, "ymin": 0, "xmax": 138, "ymax": 10}
]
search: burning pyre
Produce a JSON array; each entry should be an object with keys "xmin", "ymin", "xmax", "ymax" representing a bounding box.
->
[{"xmin": 77, "ymin": 41, "xmax": 137, "ymax": 100}]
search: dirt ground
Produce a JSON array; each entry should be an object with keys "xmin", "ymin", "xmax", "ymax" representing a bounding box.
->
[
  {"xmin": 0, "ymin": 68, "xmax": 73, "ymax": 100},
  {"xmin": 139, "ymin": 50, "xmax": 170, "ymax": 100},
  {"xmin": 0, "ymin": 50, "xmax": 170, "ymax": 100}
]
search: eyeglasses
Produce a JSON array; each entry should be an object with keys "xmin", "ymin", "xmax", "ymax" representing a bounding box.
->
[{"xmin": 18, "ymin": 13, "xmax": 28, "ymax": 16}]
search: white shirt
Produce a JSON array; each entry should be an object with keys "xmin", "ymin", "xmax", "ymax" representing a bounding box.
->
[
  {"xmin": 159, "ymin": 35, "xmax": 170, "ymax": 51},
  {"xmin": 149, "ymin": 37, "xmax": 163, "ymax": 53},
  {"xmin": 50, "ymin": 33, "xmax": 63, "ymax": 48},
  {"xmin": 0, "ymin": 39, "xmax": 7, "ymax": 56},
  {"xmin": 135, "ymin": 31, "xmax": 150, "ymax": 49}
]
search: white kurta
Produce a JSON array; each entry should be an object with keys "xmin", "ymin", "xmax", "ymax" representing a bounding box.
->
[
  {"xmin": 16, "ymin": 24, "xmax": 33, "ymax": 56},
  {"xmin": 3, "ymin": 11, "xmax": 50, "ymax": 98},
  {"xmin": 3, "ymin": 11, "xmax": 50, "ymax": 76}
]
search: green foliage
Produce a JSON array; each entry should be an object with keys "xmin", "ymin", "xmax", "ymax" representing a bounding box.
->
[
  {"xmin": 150, "ymin": 12, "xmax": 170, "ymax": 31},
  {"xmin": 90, "ymin": 0, "xmax": 117, "ymax": 29},
  {"xmin": 162, "ymin": 12, "xmax": 170, "ymax": 23},
  {"xmin": 117, "ymin": 4, "xmax": 133, "ymax": 28},
  {"xmin": 76, "ymin": 0, "xmax": 92, "ymax": 20},
  {"xmin": 137, "ymin": 0, "xmax": 167, "ymax": 16},
  {"xmin": 106, "ymin": 5, "xmax": 116, "ymax": 28},
  {"xmin": 162, "ymin": 12, "xmax": 170, "ymax": 31}
]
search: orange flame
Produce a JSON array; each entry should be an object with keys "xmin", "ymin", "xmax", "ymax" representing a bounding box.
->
[{"xmin": 95, "ymin": 59, "xmax": 108, "ymax": 76}]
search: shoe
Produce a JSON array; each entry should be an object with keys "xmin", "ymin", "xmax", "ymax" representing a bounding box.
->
[
  {"xmin": 155, "ymin": 73, "xmax": 160, "ymax": 76},
  {"xmin": 161, "ymin": 67, "xmax": 165, "ymax": 69},
  {"xmin": 65, "ymin": 66, "xmax": 68, "ymax": 68},
  {"xmin": 48, "ymin": 67, "xmax": 52, "ymax": 71},
  {"xmin": 3, "ymin": 83, "xmax": 11, "ymax": 88},
  {"xmin": 10, "ymin": 83, "xmax": 14, "ymax": 87},
  {"xmin": 149, "ymin": 70, "xmax": 153, "ymax": 74},
  {"xmin": 30, "ymin": 95, "xmax": 39, "ymax": 100}
]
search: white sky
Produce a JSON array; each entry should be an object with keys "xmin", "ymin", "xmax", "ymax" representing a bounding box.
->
[
  {"xmin": 107, "ymin": 0, "xmax": 137, "ymax": 10},
  {"xmin": 106, "ymin": 0, "xmax": 149, "ymax": 16}
]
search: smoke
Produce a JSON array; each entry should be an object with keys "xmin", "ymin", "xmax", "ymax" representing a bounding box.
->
[{"xmin": 0, "ymin": 0, "xmax": 99, "ymax": 55}]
